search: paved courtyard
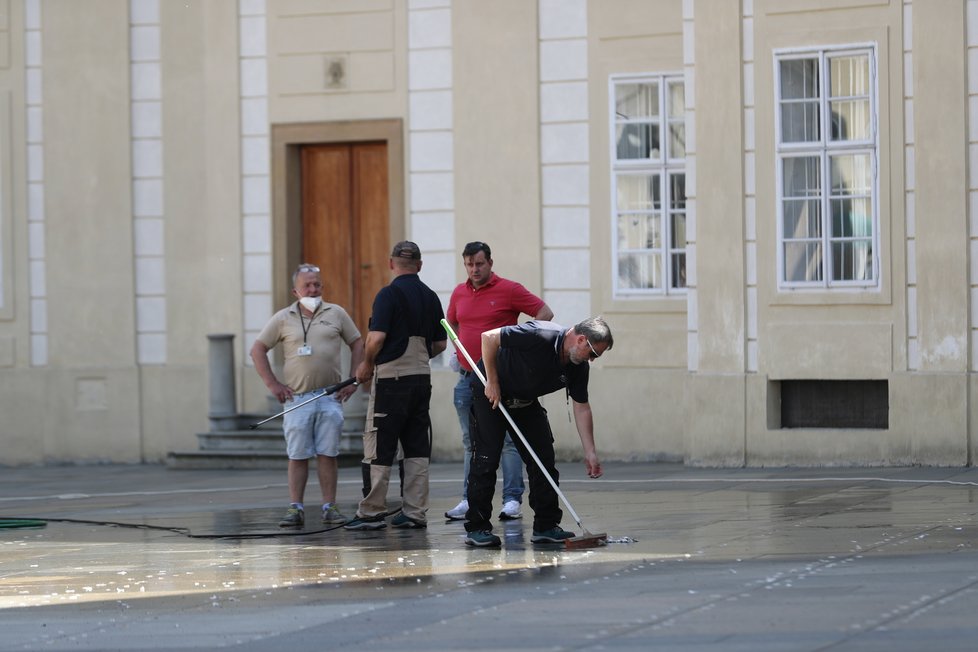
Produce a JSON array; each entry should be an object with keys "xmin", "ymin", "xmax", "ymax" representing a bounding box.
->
[{"xmin": 1, "ymin": 461, "xmax": 977, "ymax": 651}]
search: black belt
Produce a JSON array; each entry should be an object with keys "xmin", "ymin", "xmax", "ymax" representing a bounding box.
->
[
  {"xmin": 459, "ymin": 370, "xmax": 474, "ymax": 377},
  {"xmin": 503, "ymin": 398, "xmax": 534, "ymax": 409}
]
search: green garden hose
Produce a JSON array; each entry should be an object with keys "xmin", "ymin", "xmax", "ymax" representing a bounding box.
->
[{"xmin": 0, "ymin": 518, "xmax": 47, "ymax": 529}]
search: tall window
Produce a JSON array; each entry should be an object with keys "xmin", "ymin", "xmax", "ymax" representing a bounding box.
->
[
  {"xmin": 610, "ymin": 74, "xmax": 686, "ymax": 296},
  {"xmin": 776, "ymin": 46, "xmax": 878, "ymax": 288}
]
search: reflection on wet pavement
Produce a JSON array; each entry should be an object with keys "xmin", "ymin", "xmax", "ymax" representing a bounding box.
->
[
  {"xmin": 1, "ymin": 463, "xmax": 977, "ymax": 650},
  {"xmin": 0, "ymin": 515, "xmax": 626, "ymax": 609},
  {"xmin": 2, "ymin": 481, "xmax": 974, "ymax": 609}
]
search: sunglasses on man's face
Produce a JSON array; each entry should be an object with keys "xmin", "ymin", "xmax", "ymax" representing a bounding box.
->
[{"xmin": 585, "ymin": 338, "xmax": 601, "ymax": 360}]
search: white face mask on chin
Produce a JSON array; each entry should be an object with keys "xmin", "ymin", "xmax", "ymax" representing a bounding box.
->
[{"xmin": 299, "ymin": 296, "xmax": 322, "ymax": 312}]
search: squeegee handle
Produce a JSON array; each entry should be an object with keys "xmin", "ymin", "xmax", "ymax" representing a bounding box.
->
[
  {"xmin": 440, "ymin": 319, "xmax": 584, "ymax": 528},
  {"xmin": 249, "ymin": 377, "xmax": 358, "ymax": 429}
]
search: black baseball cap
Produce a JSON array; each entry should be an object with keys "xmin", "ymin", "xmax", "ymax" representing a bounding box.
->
[{"xmin": 391, "ymin": 241, "xmax": 422, "ymax": 260}]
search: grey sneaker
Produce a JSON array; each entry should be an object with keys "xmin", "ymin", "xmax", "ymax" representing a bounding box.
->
[
  {"xmin": 391, "ymin": 513, "xmax": 426, "ymax": 529},
  {"xmin": 343, "ymin": 515, "xmax": 387, "ymax": 530},
  {"xmin": 279, "ymin": 506, "xmax": 304, "ymax": 528},
  {"xmin": 445, "ymin": 499, "xmax": 468, "ymax": 521},
  {"xmin": 499, "ymin": 499, "xmax": 522, "ymax": 520},
  {"xmin": 321, "ymin": 505, "xmax": 348, "ymax": 524},
  {"xmin": 464, "ymin": 529, "xmax": 501, "ymax": 547},
  {"xmin": 530, "ymin": 526, "xmax": 576, "ymax": 543}
]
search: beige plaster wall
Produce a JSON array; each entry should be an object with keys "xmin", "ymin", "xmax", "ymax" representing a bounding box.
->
[
  {"xmin": 734, "ymin": 0, "xmax": 970, "ymax": 466},
  {"xmin": 3, "ymin": 0, "xmax": 976, "ymax": 468},
  {"xmin": 752, "ymin": 2, "xmax": 903, "ymax": 379},
  {"xmin": 142, "ymin": 0, "xmax": 242, "ymax": 457},
  {"xmin": 584, "ymin": 0, "xmax": 688, "ymax": 461},
  {"xmin": 243, "ymin": 2, "xmax": 410, "ymax": 415},
  {"xmin": 452, "ymin": 0, "xmax": 542, "ymax": 291},
  {"xmin": 266, "ymin": 0, "xmax": 407, "ymax": 125},
  {"xmin": 0, "ymin": 1, "xmax": 245, "ymax": 463},
  {"xmin": 0, "ymin": 0, "xmax": 42, "ymax": 462},
  {"xmin": 39, "ymin": 0, "xmax": 142, "ymax": 461},
  {"xmin": 912, "ymin": 2, "xmax": 968, "ymax": 373}
]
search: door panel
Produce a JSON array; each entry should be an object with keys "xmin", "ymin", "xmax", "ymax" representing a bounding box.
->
[
  {"xmin": 300, "ymin": 142, "xmax": 389, "ymax": 335},
  {"xmin": 352, "ymin": 143, "xmax": 391, "ymax": 333}
]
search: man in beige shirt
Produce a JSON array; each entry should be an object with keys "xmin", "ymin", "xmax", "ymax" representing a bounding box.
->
[{"xmin": 251, "ymin": 263, "xmax": 364, "ymax": 527}]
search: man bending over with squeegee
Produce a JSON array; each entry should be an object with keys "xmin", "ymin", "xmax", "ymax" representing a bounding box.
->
[{"xmin": 462, "ymin": 317, "xmax": 613, "ymax": 547}]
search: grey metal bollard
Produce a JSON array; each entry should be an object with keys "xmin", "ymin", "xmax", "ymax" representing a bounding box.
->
[{"xmin": 207, "ymin": 333, "xmax": 238, "ymax": 431}]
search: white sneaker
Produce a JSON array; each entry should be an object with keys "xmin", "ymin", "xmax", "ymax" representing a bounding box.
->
[
  {"xmin": 499, "ymin": 499, "xmax": 522, "ymax": 520},
  {"xmin": 445, "ymin": 499, "xmax": 468, "ymax": 521}
]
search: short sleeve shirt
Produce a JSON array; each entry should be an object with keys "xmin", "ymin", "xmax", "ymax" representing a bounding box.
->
[
  {"xmin": 369, "ymin": 274, "xmax": 447, "ymax": 365},
  {"xmin": 478, "ymin": 320, "xmax": 590, "ymax": 403},
  {"xmin": 446, "ymin": 273, "xmax": 546, "ymax": 371},
  {"xmin": 256, "ymin": 301, "xmax": 361, "ymax": 393}
]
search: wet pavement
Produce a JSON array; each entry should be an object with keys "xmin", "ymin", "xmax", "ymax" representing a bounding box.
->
[{"xmin": 0, "ymin": 461, "xmax": 977, "ymax": 650}]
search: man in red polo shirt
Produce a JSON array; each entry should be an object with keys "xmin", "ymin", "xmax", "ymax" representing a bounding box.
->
[{"xmin": 445, "ymin": 241, "xmax": 553, "ymax": 521}]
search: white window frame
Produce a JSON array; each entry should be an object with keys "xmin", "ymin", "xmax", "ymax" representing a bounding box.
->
[
  {"xmin": 774, "ymin": 44, "xmax": 880, "ymax": 290},
  {"xmin": 609, "ymin": 73, "xmax": 687, "ymax": 298}
]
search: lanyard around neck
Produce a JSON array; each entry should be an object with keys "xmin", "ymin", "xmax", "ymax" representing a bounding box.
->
[{"xmin": 297, "ymin": 305, "xmax": 315, "ymax": 343}]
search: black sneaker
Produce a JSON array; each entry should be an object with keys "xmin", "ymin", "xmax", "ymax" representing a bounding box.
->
[
  {"xmin": 464, "ymin": 529, "xmax": 502, "ymax": 547},
  {"xmin": 530, "ymin": 526, "xmax": 576, "ymax": 543},
  {"xmin": 278, "ymin": 506, "xmax": 304, "ymax": 528},
  {"xmin": 343, "ymin": 515, "xmax": 387, "ymax": 530},
  {"xmin": 391, "ymin": 513, "xmax": 426, "ymax": 529}
]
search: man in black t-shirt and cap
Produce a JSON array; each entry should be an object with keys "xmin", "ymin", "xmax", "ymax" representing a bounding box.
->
[
  {"xmin": 344, "ymin": 241, "xmax": 447, "ymax": 530},
  {"xmin": 463, "ymin": 317, "xmax": 613, "ymax": 547}
]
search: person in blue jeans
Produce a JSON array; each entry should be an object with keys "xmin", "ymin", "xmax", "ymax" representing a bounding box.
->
[{"xmin": 445, "ymin": 241, "xmax": 553, "ymax": 521}]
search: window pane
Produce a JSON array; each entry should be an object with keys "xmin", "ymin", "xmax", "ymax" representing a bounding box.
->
[
  {"xmin": 670, "ymin": 174, "xmax": 686, "ymax": 209},
  {"xmin": 782, "ymin": 156, "xmax": 821, "ymax": 197},
  {"xmin": 616, "ymin": 123, "xmax": 660, "ymax": 160},
  {"xmin": 618, "ymin": 253, "xmax": 662, "ymax": 289},
  {"xmin": 669, "ymin": 123, "xmax": 686, "ymax": 158},
  {"xmin": 784, "ymin": 241, "xmax": 823, "ymax": 282},
  {"xmin": 832, "ymin": 240, "xmax": 873, "ymax": 281},
  {"xmin": 615, "ymin": 83, "xmax": 659, "ymax": 119},
  {"xmin": 829, "ymin": 55, "xmax": 869, "ymax": 97},
  {"xmin": 671, "ymin": 253, "xmax": 687, "ymax": 288},
  {"xmin": 618, "ymin": 213, "xmax": 661, "ymax": 249},
  {"xmin": 783, "ymin": 199, "xmax": 822, "ymax": 238},
  {"xmin": 780, "ymin": 59, "xmax": 819, "ymax": 99},
  {"xmin": 617, "ymin": 174, "xmax": 660, "ymax": 211},
  {"xmin": 830, "ymin": 154, "xmax": 871, "ymax": 195},
  {"xmin": 830, "ymin": 99, "xmax": 870, "ymax": 140},
  {"xmin": 781, "ymin": 101, "xmax": 820, "ymax": 142},
  {"xmin": 668, "ymin": 81, "xmax": 685, "ymax": 115},
  {"xmin": 671, "ymin": 212, "xmax": 686, "ymax": 248},
  {"xmin": 831, "ymin": 198, "xmax": 872, "ymax": 238}
]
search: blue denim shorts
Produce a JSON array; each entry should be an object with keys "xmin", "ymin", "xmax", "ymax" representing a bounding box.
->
[{"xmin": 282, "ymin": 390, "xmax": 344, "ymax": 459}]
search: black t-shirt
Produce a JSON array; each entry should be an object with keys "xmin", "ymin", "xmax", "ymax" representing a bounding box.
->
[
  {"xmin": 478, "ymin": 320, "xmax": 590, "ymax": 403},
  {"xmin": 369, "ymin": 273, "xmax": 446, "ymax": 364}
]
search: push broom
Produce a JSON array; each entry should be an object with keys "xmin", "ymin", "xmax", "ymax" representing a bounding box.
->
[{"xmin": 441, "ymin": 320, "xmax": 607, "ymax": 549}]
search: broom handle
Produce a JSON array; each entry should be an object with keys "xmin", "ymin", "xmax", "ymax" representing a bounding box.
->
[{"xmin": 441, "ymin": 320, "xmax": 585, "ymax": 529}]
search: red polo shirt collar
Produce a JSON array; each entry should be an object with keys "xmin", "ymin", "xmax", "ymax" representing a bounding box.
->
[{"xmin": 466, "ymin": 272, "xmax": 499, "ymax": 292}]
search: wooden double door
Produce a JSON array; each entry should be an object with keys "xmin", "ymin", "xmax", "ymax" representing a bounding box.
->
[{"xmin": 300, "ymin": 142, "xmax": 390, "ymax": 334}]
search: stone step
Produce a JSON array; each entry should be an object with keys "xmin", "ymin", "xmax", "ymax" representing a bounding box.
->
[
  {"xmin": 196, "ymin": 430, "xmax": 286, "ymax": 451},
  {"xmin": 236, "ymin": 413, "xmax": 288, "ymax": 431},
  {"xmin": 194, "ymin": 429, "xmax": 364, "ymax": 453},
  {"xmin": 165, "ymin": 449, "xmax": 363, "ymax": 470}
]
